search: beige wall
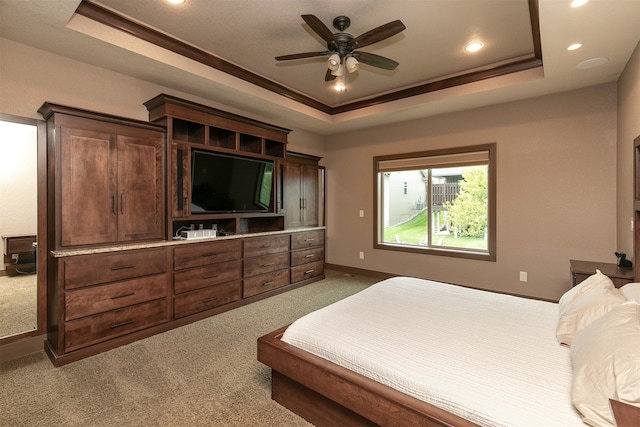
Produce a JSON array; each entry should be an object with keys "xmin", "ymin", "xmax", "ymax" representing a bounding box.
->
[
  {"xmin": 0, "ymin": 121, "xmax": 38, "ymax": 270},
  {"xmin": 617, "ymin": 41, "xmax": 640, "ymax": 260},
  {"xmin": 324, "ymin": 84, "xmax": 618, "ymax": 300},
  {"xmin": 1, "ymin": 37, "xmax": 630, "ymax": 301}
]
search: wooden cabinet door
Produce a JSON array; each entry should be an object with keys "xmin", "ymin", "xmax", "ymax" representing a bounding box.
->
[
  {"xmin": 283, "ymin": 162, "xmax": 303, "ymax": 228},
  {"xmin": 116, "ymin": 133, "xmax": 164, "ymax": 242},
  {"xmin": 301, "ymin": 165, "xmax": 318, "ymax": 226},
  {"xmin": 60, "ymin": 127, "xmax": 117, "ymax": 246}
]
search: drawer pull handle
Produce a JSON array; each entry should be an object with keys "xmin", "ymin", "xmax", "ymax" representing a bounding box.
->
[
  {"xmin": 304, "ymin": 269, "xmax": 315, "ymax": 275},
  {"xmin": 202, "ymin": 274, "xmax": 219, "ymax": 280},
  {"xmin": 262, "ymin": 262, "xmax": 275, "ymax": 267},
  {"xmin": 111, "ymin": 264, "xmax": 134, "ymax": 271},
  {"xmin": 202, "ymin": 252, "xmax": 220, "ymax": 257},
  {"xmin": 203, "ymin": 297, "xmax": 218, "ymax": 304},
  {"xmin": 262, "ymin": 281, "xmax": 275, "ymax": 287},
  {"xmin": 110, "ymin": 320, "xmax": 134, "ymax": 329},
  {"xmin": 304, "ymin": 238, "xmax": 315, "ymax": 242},
  {"xmin": 304, "ymin": 254, "xmax": 315, "ymax": 258},
  {"xmin": 111, "ymin": 292, "xmax": 134, "ymax": 299}
]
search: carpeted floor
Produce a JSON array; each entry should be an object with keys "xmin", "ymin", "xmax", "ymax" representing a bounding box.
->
[
  {"xmin": 0, "ymin": 273, "xmax": 37, "ymax": 337},
  {"xmin": 0, "ymin": 270, "xmax": 378, "ymax": 427}
]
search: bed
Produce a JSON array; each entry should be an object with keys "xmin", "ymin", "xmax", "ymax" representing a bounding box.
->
[{"xmin": 257, "ymin": 275, "xmax": 640, "ymax": 427}]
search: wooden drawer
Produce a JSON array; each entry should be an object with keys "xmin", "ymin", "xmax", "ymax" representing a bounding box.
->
[
  {"xmin": 244, "ymin": 252, "xmax": 289, "ymax": 277},
  {"xmin": 291, "ymin": 247, "xmax": 325, "ymax": 267},
  {"xmin": 291, "ymin": 230, "xmax": 324, "ymax": 250},
  {"xmin": 5, "ymin": 236, "xmax": 36, "ymax": 254},
  {"xmin": 291, "ymin": 260, "xmax": 324, "ymax": 283},
  {"xmin": 243, "ymin": 268, "xmax": 290, "ymax": 298},
  {"xmin": 64, "ymin": 248, "xmax": 167, "ymax": 289},
  {"xmin": 65, "ymin": 274, "xmax": 167, "ymax": 321},
  {"xmin": 174, "ymin": 280, "xmax": 241, "ymax": 319},
  {"xmin": 174, "ymin": 240, "xmax": 242, "ymax": 270},
  {"xmin": 243, "ymin": 235, "xmax": 289, "ymax": 258},
  {"xmin": 64, "ymin": 298, "xmax": 167, "ymax": 352},
  {"xmin": 174, "ymin": 260, "xmax": 241, "ymax": 294}
]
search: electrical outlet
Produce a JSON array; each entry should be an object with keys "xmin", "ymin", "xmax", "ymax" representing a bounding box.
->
[
  {"xmin": 519, "ymin": 271, "xmax": 527, "ymax": 282},
  {"xmin": 359, "ymin": 210, "xmax": 365, "ymax": 218},
  {"xmin": 359, "ymin": 251, "xmax": 365, "ymax": 260}
]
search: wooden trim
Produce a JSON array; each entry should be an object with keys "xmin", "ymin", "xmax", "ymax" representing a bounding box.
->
[
  {"xmin": 75, "ymin": 1, "xmax": 331, "ymax": 115},
  {"xmin": 144, "ymin": 94, "xmax": 291, "ymax": 135},
  {"xmin": 75, "ymin": 0, "xmax": 542, "ymax": 115}
]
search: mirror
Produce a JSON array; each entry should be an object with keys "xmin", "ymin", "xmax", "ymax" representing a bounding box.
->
[{"xmin": 0, "ymin": 115, "xmax": 40, "ymax": 340}]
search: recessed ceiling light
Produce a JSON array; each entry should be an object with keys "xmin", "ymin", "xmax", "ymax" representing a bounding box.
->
[
  {"xmin": 577, "ymin": 57, "xmax": 608, "ymax": 69},
  {"xmin": 465, "ymin": 42, "xmax": 484, "ymax": 53},
  {"xmin": 167, "ymin": 0, "xmax": 185, "ymax": 4},
  {"xmin": 571, "ymin": 0, "xmax": 589, "ymax": 8},
  {"xmin": 567, "ymin": 43, "xmax": 582, "ymax": 51}
]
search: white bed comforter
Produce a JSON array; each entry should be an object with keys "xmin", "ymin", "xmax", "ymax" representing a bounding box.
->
[{"xmin": 281, "ymin": 276, "xmax": 584, "ymax": 427}]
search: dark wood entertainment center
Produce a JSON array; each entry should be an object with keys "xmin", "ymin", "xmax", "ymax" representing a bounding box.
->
[{"xmin": 38, "ymin": 96, "xmax": 324, "ymax": 366}]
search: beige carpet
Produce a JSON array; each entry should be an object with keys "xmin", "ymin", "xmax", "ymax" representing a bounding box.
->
[
  {"xmin": 0, "ymin": 273, "xmax": 37, "ymax": 337},
  {"xmin": 0, "ymin": 270, "xmax": 378, "ymax": 427}
]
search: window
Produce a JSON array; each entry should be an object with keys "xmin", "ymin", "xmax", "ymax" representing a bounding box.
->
[{"xmin": 374, "ymin": 144, "xmax": 496, "ymax": 261}]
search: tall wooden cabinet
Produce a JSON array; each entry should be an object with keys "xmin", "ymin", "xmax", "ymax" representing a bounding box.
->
[
  {"xmin": 39, "ymin": 104, "xmax": 165, "ymax": 248},
  {"xmin": 38, "ymin": 98, "xmax": 325, "ymax": 366},
  {"xmin": 283, "ymin": 152, "xmax": 322, "ymax": 229}
]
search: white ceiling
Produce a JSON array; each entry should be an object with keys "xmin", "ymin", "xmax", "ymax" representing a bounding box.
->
[{"xmin": 1, "ymin": 0, "xmax": 639, "ymax": 135}]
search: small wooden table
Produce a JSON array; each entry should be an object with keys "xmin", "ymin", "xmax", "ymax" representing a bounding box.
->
[{"xmin": 569, "ymin": 259, "xmax": 634, "ymax": 288}]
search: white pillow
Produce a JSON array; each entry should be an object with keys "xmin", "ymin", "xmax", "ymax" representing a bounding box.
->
[
  {"xmin": 570, "ymin": 302, "xmax": 640, "ymax": 427},
  {"xmin": 556, "ymin": 270, "xmax": 627, "ymax": 345},
  {"xmin": 620, "ymin": 282, "xmax": 640, "ymax": 303}
]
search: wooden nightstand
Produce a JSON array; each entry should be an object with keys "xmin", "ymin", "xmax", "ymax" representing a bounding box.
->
[
  {"xmin": 570, "ymin": 259, "xmax": 634, "ymax": 288},
  {"xmin": 2, "ymin": 235, "xmax": 37, "ymax": 276}
]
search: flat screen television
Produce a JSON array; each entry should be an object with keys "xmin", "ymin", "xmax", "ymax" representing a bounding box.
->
[{"xmin": 191, "ymin": 150, "xmax": 274, "ymax": 214}]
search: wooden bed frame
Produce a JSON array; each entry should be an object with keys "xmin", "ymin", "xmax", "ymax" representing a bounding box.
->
[
  {"xmin": 259, "ymin": 327, "xmax": 639, "ymax": 427},
  {"xmin": 257, "ymin": 325, "xmax": 479, "ymax": 427}
]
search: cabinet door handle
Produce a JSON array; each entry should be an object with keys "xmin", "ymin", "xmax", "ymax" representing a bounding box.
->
[
  {"xmin": 111, "ymin": 264, "xmax": 134, "ymax": 271},
  {"xmin": 203, "ymin": 297, "xmax": 218, "ymax": 304},
  {"xmin": 111, "ymin": 292, "xmax": 134, "ymax": 299},
  {"xmin": 304, "ymin": 238, "xmax": 315, "ymax": 242},
  {"xmin": 202, "ymin": 274, "xmax": 219, "ymax": 280},
  {"xmin": 262, "ymin": 262, "xmax": 275, "ymax": 267},
  {"xmin": 183, "ymin": 197, "xmax": 188, "ymax": 215},
  {"xmin": 120, "ymin": 194, "xmax": 125, "ymax": 214},
  {"xmin": 110, "ymin": 320, "xmax": 134, "ymax": 329},
  {"xmin": 304, "ymin": 254, "xmax": 315, "ymax": 258},
  {"xmin": 304, "ymin": 269, "xmax": 315, "ymax": 275},
  {"xmin": 112, "ymin": 194, "xmax": 117, "ymax": 214},
  {"xmin": 202, "ymin": 252, "xmax": 220, "ymax": 257},
  {"xmin": 262, "ymin": 281, "xmax": 275, "ymax": 287}
]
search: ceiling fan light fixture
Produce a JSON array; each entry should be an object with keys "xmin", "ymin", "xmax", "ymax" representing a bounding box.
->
[
  {"xmin": 345, "ymin": 56, "xmax": 359, "ymax": 73},
  {"xmin": 331, "ymin": 64, "xmax": 344, "ymax": 77},
  {"xmin": 327, "ymin": 54, "xmax": 341, "ymax": 71},
  {"xmin": 334, "ymin": 74, "xmax": 346, "ymax": 92}
]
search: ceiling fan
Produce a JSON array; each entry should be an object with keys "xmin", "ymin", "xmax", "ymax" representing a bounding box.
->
[{"xmin": 275, "ymin": 15, "xmax": 406, "ymax": 84}]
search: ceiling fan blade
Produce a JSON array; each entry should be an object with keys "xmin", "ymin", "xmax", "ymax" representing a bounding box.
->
[
  {"xmin": 325, "ymin": 69, "xmax": 336, "ymax": 81},
  {"xmin": 275, "ymin": 51, "xmax": 328, "ymax": 61},
  {"xmin": 350, "ymin": 20, "xmax": 406, "ymax": 49},
  {"xmin": 302, "ymin": 14, "xmax": 338, "ymax": 44},
  {"xmin": 354, "ymin": 51, "xmax": 399, "ymax": 70}
]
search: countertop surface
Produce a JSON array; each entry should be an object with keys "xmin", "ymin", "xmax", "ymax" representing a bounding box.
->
[{"xmin": 51, "ymin": 226, "xmax": 325, "ymax": 257}]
